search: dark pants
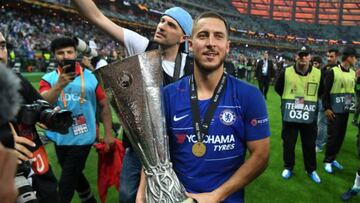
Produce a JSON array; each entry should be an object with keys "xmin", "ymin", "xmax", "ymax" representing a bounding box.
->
[
  {"xmin": 32, "ymin": 166, "xmax": 60, "ymax": 203},
  {"xmin": 55, "ymin": 145, "xmax": 96, "ymax": 203},
  {"xmin": 258, "ymin": 76, "xmax": 270, "ymax": 98},
  {"xmin": 282, "ymin": 121, "xmax": 317, "ymax": 173},
  {"xmin": 119, "ymin": 147, "xmax": 142, "ymax": 203},
  {"xmin": 324, "ymin": 113, "xmax": 349, "ymax": 163}
]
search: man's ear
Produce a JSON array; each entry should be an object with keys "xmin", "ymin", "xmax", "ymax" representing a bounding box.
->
[
  {"xmin": 226, "ymin": 40, "xmax": 230, "ymax": 55},
  {"xmin": 188, "ymin": 38, "xmax": 193, "ymax": 52},
  {"xmin": 180, "ymin": 35, "xmax": 188, "ymax": 44}
]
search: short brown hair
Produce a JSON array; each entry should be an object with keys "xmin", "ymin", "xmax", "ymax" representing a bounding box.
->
[{"xmin": 191, "ymin": 12, "xmax": 229, "ymax": 38}]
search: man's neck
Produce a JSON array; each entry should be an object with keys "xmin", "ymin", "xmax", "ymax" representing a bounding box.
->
[
  {"xmin": 161, "ymin": 44, "xmax": 180, "ymax": 62},
  {"xmin": 296, "ymin": 63, "xmax": 309, "ymax": 74},
  {"xmin": 194, "ymin": 65, "xmax": 224, "ymax": 100}
]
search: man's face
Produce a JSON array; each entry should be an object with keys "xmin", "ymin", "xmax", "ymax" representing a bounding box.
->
[
  {"xmin": 189, "ymin": 17, "xmax": 230, "ymax": 71},
  {"xmin": 297, "ymin": 53, "xmax": 311, "ymax": 66},
  {"xmin": 154, "ymin": 16, "xmax": 185, "ymax": 47},
  {"xmin": 54, "ymin": 46, "xmax": 77, "ymax": 67},
  {"xmin": 327, "ymin": 52, "xmax": 337, "ymax": 65},
  {"xmin": 347, "ymin": 55, "xmax": 358, "ymax": 67},
  {"xmin": 263, "ymin": 52, "xmax": 269, "ymax": 60},
  {"xmin": 81, "ymin": 56, "xmax": 92, "ymax": 69},
  {"xmin": 0, "ymin": 32, "xmax": 8, "ymax": 65},
  {"xmin": 313, "ymin": 61, "xmax": 321, "ymax": 69}
]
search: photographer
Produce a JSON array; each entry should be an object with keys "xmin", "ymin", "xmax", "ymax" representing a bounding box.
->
[
  {"xmin": 39, "ymin": 37, "xmax": 114, "ymax": 203},
  {"xmin": 0, "ymin": 63, "xmax": 21, "ymax": 203},
  {"xmin": 0, "ymin": 31, "xmax": 60, "ymax": 203}
]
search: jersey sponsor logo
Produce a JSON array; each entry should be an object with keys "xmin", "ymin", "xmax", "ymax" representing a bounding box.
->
[
  {"xmin": 250, "ymin": 117, "xmax": 269, "ymax": 127},
  {"xmin": 186, "ymin": 134, "xmax": 236, "ymax": 152},
  {"xmin": 173, "ymin": 114, "xmax": 189, "ymax": 122},
  {"xmin": 186, "ymin": 134, "xmax": 235, "ymax": 144},
  {"xmin": 219, "ymin": 109, "xmax": 236, "ymax": 125}
]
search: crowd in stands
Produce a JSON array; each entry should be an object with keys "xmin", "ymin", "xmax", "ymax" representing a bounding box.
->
[{"xmin": 1, "ymin": 0, "xmax": 359, "ymax": 72}]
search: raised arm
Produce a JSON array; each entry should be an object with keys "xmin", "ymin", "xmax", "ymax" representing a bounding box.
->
[{"xmin": 71, "ymin": 0, "xmax": 125, "ymax": 45}]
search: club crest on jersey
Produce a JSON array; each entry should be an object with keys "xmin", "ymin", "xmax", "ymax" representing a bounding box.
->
[{"xmin": 219, "ymin": 109, "xmax": 236, "ymax": 125}]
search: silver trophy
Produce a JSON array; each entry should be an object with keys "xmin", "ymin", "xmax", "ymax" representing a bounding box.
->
[{"xmin": 94, "ymin": 50, "xmax": 192, "ymax": 203}]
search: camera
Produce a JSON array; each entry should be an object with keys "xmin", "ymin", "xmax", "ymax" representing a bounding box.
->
[
  {"xmin": 15, "ymin": 162, "xmax": 38, "ymax": 203},
  {"xmin": 74, "ymin": 37, "xmax": 98, "ymax": 57},
  {"xmin": 12, "ymin": 100, "xmax": 73, "ymax": 203},
  {"xmin": 18, "ymin": 100, "xmax": 73, "ymax": 134}
]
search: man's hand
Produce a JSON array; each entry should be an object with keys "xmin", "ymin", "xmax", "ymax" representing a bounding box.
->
[
  {"xmin": 0, "ymin": 143, "xmax": 19, "ymax": 203},
  {"xmin": 186, "ymin": 191, "xmax": 222, "ymax": 203},
  {"xmin": 13, "ymin": 132, "xmax": 35, "ymax": 164},
  {"xmin": 103, "ymin": 135, "xmax": 115, "ymax": 152},
  {"xmin": 325, "ymin": 109, "xmax": 336, "ymax": 121},
  {"xmin": 56, "ymin": 66, "xmax": 76, "ymax": 88}
]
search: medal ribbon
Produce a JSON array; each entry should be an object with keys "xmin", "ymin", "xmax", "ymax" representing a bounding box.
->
[{"xmin": 189, "ymin": 72, "xmax": 227, "ymax": 143}]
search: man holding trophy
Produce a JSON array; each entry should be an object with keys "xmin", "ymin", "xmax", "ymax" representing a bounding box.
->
[
  {"xmin": 71, "ymin": 1, "xmax": 194, "ymax": 202},
  {"xmin": 134, "ymin": 12, "xmax": 271, "ymax": 203}
]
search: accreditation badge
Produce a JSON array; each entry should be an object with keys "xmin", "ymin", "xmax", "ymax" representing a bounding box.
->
[
  {"xmin": 72, "ymin": 114, "xmax": 88, "ymax": 136},
  {"xmin": 294, "ymin": 97, "xmax": 305, "ymax": 110}
]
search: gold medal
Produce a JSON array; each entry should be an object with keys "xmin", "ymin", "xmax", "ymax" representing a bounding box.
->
[{"xmin": 192, "ymin": 142, "xmax": 207, "ymax": 157}]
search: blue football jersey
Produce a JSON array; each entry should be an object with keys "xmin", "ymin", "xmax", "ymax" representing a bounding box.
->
[{"xmin": 164, "ymin": 75, "xmax": 270, "ymax": 203}]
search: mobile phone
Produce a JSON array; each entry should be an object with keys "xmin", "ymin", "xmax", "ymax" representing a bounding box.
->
[{"xmin": 63, "ymin": 59, "xmax": 76, "ymax": 73}]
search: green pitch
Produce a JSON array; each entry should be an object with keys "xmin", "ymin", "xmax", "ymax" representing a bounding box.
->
[{"xmin": 26, "ymin": 73, "xmax": 360, "ymax": 203}]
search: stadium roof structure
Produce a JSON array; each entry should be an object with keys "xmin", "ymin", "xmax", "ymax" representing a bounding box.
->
[{"xmin": 232, "ymin": 0, "xmax": 360, "ymax": 26}]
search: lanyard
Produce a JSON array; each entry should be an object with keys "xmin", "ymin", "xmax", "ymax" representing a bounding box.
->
[
  {"xmin": 159, "ymin": 47, "xmax": 182, "ymax": 83},
  {"xmin": 190, "ymin": 72, "xmax": 227, "ymax": 143},
  {"xmin": 57, "ymin": 65, "xmax": 85, "ymax": 109}
]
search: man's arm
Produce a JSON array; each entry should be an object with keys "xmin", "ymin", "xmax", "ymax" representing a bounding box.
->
[
  {"xmin": 40, "ymin": 71, "xmax": 75, "ymax": 104},
  {"xmin": 322, "ymin": 69, "xmax": 335, "ymax": 120},
  {"xmin": 98, "ymin": 98, "xmax": 114, "ymax": 150},
  {"xmin": 187, "ymin": 137, "xmax": 270, "ymax": 203},
  {"xmin": 136, "ymin": 168, "xmax": 146, "ymax": 203},
  {"xmin": 274, "ymin": 69, "xmax": 285, "ymax": 96},
  {"xmin": 71, "ymin": 0, "xmax": 125, "ymax": 45}
]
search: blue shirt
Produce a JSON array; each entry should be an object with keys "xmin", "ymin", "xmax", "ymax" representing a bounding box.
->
[
  {"xmin": 41, "ymin": 68, "xmax": 99, "ymax": 145},
  {"xmin": 164, "ymin": 75, "xmax": 270, "ymax": 203}
]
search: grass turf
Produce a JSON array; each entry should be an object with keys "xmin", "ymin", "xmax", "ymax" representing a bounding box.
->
[{"xmin": 25, "ymin": 73, "xmax": 360, "ymax": 203}]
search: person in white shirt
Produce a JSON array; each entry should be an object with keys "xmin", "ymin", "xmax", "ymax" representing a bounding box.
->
[{"xmin": 71, "ymin": 1, "xmax": 193, "ymax": 202}]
